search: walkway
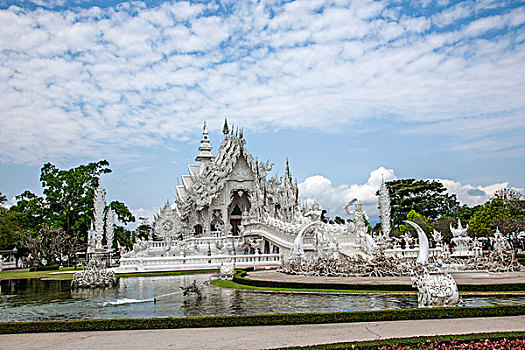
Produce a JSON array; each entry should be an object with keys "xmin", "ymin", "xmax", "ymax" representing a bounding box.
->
[{"xmin": 2, "ymin": 316, "xmax": 524, "ymax": 350}]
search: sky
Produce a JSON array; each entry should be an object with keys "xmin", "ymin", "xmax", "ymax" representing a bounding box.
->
[{"xmin": 0, "ymin": 0, "xmax": 524, "ymax": 225}]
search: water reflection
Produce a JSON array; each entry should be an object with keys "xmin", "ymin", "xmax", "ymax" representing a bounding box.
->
[{"xmin": 1, "ymin": 274, "xmax": 524, "ymax": 322}]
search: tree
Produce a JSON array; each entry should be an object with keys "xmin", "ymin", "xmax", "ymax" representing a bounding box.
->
[
  {"xmin": 0, "ymin": 206, "xmax": 20, "ymax": 249},
  {"xmin": 136, "ymin": 217, "xmax": 153, "ymax": 241},
  {"xmin": 10, "ymin": 160, "xmax": 134, "ymax": 264},
  {"xmin": 399, "ymin": 210, "xmax": 431, "ymax": 235},
  {"xmin": 18, "ymin": 226, "xmax": 71, "ymax": 266},
  {"xmin": 468, "ymin": 199, "xmax": 510, "ymax": 237},
  {"xmin": 0, "ymin": 190, "xmax": 7, "ymax": 204},
  {"xmin": 384, "ymin": 179, "xmax": 460, "ymax": 227}
]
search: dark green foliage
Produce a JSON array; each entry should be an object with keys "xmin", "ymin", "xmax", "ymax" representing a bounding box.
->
[
  {"xmin": 0, "ymin": 190, "xmax": 7, "ymax": 204},
  {"xmin": 232, "ymin": 270, "xmax": 525, "ymax": 292},
  {"xmin": 0, "ymin": 305, "xmax": 523, "ymax": 334},
  {"xmin": 385, "ymin": 179, "xmax": 460, "ymax": 226},
  {"xmin": 277, "ymin": 332, "xmax": 525, "ymax": 350},
  {"xmin": 9, "ymin": 160, "xmax": 134, "ymax": 264},
  {"xmin": 468, "ymin": 199, "xmax": 510, "ymax": 237},
  {"xmin": 0, "ymin": 206, "xmax": 20, "ymax": 249}
]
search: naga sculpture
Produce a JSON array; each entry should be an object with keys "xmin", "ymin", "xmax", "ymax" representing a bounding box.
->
[
  {"xmin": 411, "ymin": 267, "xmax": 461, "ymax": 308},
  {"xmin": 407, "ymin": 221, "xmax": 461, "ymax": 308}
]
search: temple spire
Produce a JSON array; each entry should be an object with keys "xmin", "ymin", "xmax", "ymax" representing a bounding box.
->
[
  {"xmin": 195, "ymin": 121, "xmax": 214, "ymax": 163},
  {"xmin": 222, "ymin": 118, "xmax": 229, "ymax": 135}
]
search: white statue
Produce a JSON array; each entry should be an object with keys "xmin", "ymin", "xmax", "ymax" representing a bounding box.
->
[
  {"xmin": 378, "ymin": 177, "xmax": 391, "ymax": 237},
  {"xmin": 411, "ymin": 268, "xmax": 461, "ymax": 308},
  {"xmin": 450, "ymin": 218, "xmax": 472, "ymax": 257},
  {"xmin": 405, "ymin": 220, "xmax": 429, "ymax": 265},
  {"xmin": 105, "ymin": 208, "xmax": 115, "ymax": 251},
  {"xmin": 93, "ymin": 179, "xmax": 106, "ymax": 250},
  {"xmin": 219, "ymin": 259, "xmax": 235, "ymax": 280}
]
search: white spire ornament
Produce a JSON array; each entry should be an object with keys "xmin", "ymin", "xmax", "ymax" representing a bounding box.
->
[
  {"xmin": 105, "ymin": 208, "xmax": 115, "ymax": 251},
  {"xmin": 378, "ymin": 176, "xmax": 391, "ymax": 237},
  {"xmin": 195, "ymin": 122, "xmax": 214, "ymax": 163},
  {"xmin": 93, "ymin": 179, "xmax": 106, "ymax": 250}
]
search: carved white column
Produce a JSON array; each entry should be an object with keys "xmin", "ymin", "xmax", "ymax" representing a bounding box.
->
[
  {"xmin": 105, "ymin": 208, "xmax": 115, "ymax": 251},
  {"xmin": 93, "ymin": 180, "xmax": 106, "ymax": 250}
]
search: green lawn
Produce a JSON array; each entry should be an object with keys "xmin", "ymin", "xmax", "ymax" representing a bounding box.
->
[
  {"xmin": 0, "ymin": 267, "xmax": 76, "ymax": 280},
  {"xmin": 0, "ymin": 268, "xmax": 220, "ymax": 280}
]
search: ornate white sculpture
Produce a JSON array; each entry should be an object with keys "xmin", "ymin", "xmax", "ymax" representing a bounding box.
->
[
  {"xmin": 153, "ymin": 201, "xmax": 181, "ymax": 241},
  {"xmin": 432, "ymin": 229, "xmax": 443, "ymax": 247},
  {"xmin": 411, "ymin": 268, "xmax": 461, "ymax": 308},
  {"xmin": 450, "ymin": 218, "xmax": 472, "ymax": 257},
  {"xmin": 405, "ymin": 220, "xmax": 429, "ymax": 265},
  {"xmin": 105, "ymin": 208, "xmax": 115, "ymax": 251},
  {"xmin": 378, "ymin": 177, "xmax": 391, "ymax": 237},
  {"xmin": 93, "ymin": 180, "xmax": 106, "ymax": 250},
  {"xmin": 219, "ymin": 259, "xmax": 235, "ymax": 280},
  {"xmin": 71, "ymin": 258, "xmax": 117, "ymax": 289},
  {"xmin": 408, "ymin": 220, "xmax": 461, "ymax": 308}
]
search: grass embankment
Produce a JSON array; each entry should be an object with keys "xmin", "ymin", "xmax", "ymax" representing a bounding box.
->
[
  {"xmin": 0, "ymin": 268, "xmax": 219, "ymax": 281},
  {"xmin": 0, "ymin": 268, "xmax": 77, "ymax": 280},
  {"xmin": 1, "ymin": 304, "xmax": 523, "ymax": 334},
  {"xmin": 274, "ymin": 332, "xmax": 525, "ymax": 350},
  {"xmin": 211, "ymin": 279, "xmax": 415, "ymax": 294},
  {"xmin": 229, "ymin": 270, "xmax": 525, "ymax": 294}
]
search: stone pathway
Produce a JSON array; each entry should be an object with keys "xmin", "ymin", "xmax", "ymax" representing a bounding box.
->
[{"xmin": 2, "ymin": 316, "xmax": 524, "ymax": 350}]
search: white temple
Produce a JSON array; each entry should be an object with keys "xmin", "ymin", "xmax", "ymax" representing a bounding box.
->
[
  {"xmin": 116, "ymin": 121, "xmax": 520, "ymax": 275},
  {"xmin": 117, "ymin": 121, "xmax": 381, "ymax": 272}
]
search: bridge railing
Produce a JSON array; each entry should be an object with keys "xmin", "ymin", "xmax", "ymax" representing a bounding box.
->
[{"xmin": 118, "ymin": 253, "xmax": 281, "ymax": 272}]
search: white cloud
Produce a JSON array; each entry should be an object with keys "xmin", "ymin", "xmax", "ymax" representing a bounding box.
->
[
  {"xmin": 437, "ymin": 179, "xmax": 513, "ymax": 207},
  {"xmin": 299, "ymin": 166, "xmax": 518, "ymax": 221},
  {"xmin": 0, "ymin": 1, "xmax": 524, "ymax": 165},
  {"xmin": 299, "ymin": 167, "xmax": 396, "ymax": 219}
]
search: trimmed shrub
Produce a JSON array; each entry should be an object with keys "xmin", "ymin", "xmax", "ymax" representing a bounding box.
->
[{"xmin": 1, "ymin": 304, "xmax": 524, "ymax": 334}]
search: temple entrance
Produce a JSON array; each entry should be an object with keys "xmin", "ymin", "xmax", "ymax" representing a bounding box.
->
[
  {"xmin": 230, "ymin": 204, "xmax": 242, "ymax": 236},
  {"xmin": 228, "ymin": 190, "xmax": 251, "ymax": 236}
]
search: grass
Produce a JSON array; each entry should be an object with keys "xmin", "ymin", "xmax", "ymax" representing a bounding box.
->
[
  {"xmin": 211, "ymin": 278, "xmax": 416, "ymax": 294},
  {"xmin": 0, "ymin": 268, "xmax": 220, "ymax": 280},
  {"xmin": 0, "ymin": 267, "xmax": 76, "ymax": 280}
]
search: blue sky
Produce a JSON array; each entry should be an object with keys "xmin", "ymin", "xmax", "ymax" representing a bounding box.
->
[{"xmin": 0, "ymin": 0, "xmax": 524, "ymax": 223}]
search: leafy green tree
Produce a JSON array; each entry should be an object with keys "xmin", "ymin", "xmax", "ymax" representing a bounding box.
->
[
  {"xmin": 109, "ymin": 200, "xmax": 136, "ymax": 248},
  {"xmin": 0, "ymin": 190, "xmax": 7, "ymax": 204},
  {"xmin": 0, "ymin": 206, "xmax": 20, "ymax": 249},
  {"xmin": 468, "ymin": 199, "xmax": 510, "ymax": 237},
  {"xmin": 432, "ymin": 216, "xmax": 456, "ymax": 242},
  {"xmin": 10, "ymin": 160, "xmax": 134, "ymax": 264},
  {"xmin": 385, "ymin": 179, "xmax": 460, "ymax": 226},
  {"xmin": 492, "ymin": 188, "xmax": 525, "ymax": 233},
  {"xmin": 399, "ymin": 210, "xmax": 431, "ymax": 234},
  {"xmin": 136, "ymin": 217, "xmax": 153, "ymax": 241},
  {"xmin": 456, "ymin": 204, "xmax": 479, "ymax": 224}
]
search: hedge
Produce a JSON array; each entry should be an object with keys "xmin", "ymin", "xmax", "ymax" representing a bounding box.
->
[
  {"xmin": 233, "ymin": 270, "xmax": 525, "ymax": 292},
  {"xmin": 1, "ymin": 304, "xmax": 524, "ymax": 334},
  {"xmin": 275, "ymin": 332, "xmax": 525, "ymax": 350}
]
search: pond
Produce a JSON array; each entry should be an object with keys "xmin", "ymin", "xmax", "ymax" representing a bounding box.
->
[{"xmin": 1, "ymin": 274, "xmax": 524, "ymax": 322}]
